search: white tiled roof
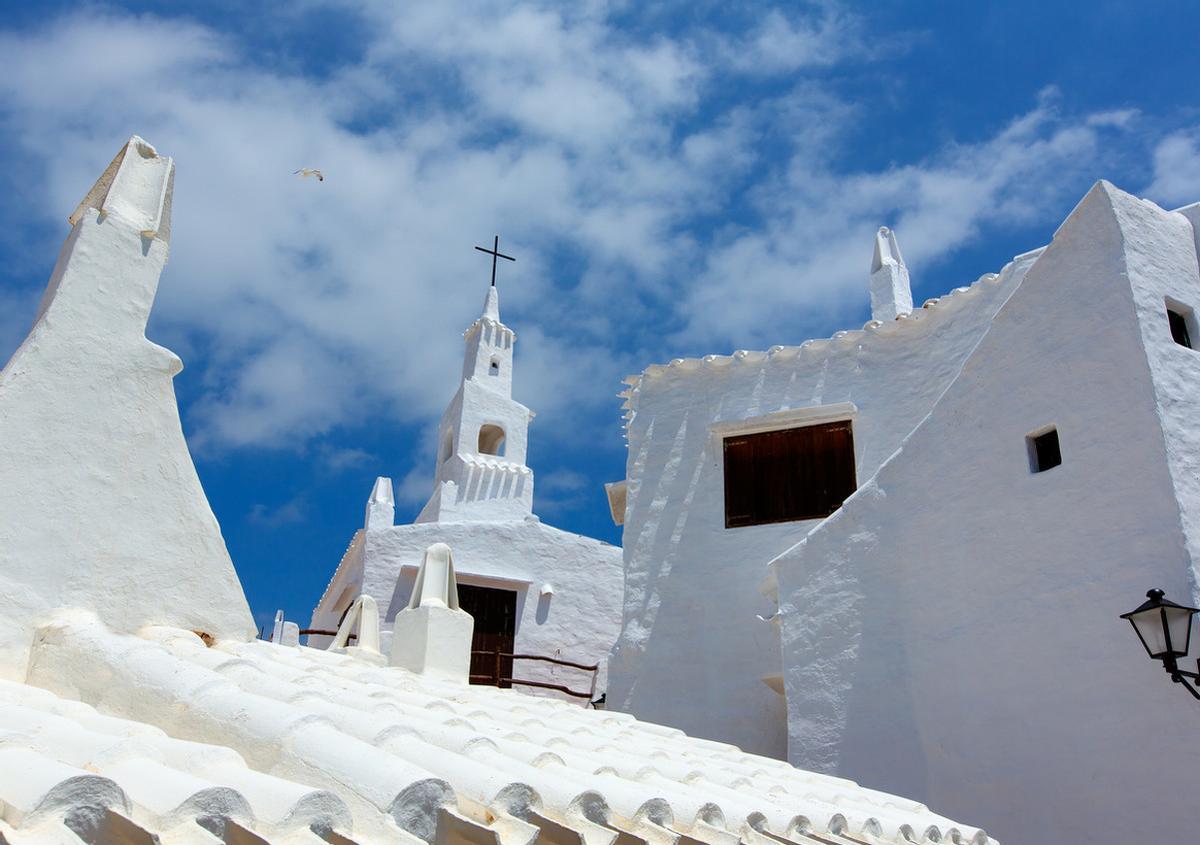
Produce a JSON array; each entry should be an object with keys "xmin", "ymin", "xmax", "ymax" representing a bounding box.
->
[{"xmin": 2, "ymin": 616, "xmax": 994, "ymax": 845}]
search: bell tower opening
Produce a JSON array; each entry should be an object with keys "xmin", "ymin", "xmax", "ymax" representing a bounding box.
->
[{"xmin": 478, "ymin": 424, "xmax": 506, "ymax": 456}]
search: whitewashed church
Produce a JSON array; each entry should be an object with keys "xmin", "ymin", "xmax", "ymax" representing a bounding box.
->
[
  {"xmin": 6, "ymin": 129, "xmax": 1199, "ymax": 845},
  {"xmin": 605, "ymin": 182, "xmax": 1200, "ymax": 845},
  {"xmin": 0, "ymin": 134, "xmax": 997, "ymax": 845},
  {"xmin": 308, "ymin": 281, "xmax": 623, "ymax": 698}
]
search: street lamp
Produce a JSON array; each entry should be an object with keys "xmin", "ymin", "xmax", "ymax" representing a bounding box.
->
[{"xmin": 1121, "ymin": 588, "xmax": 1200, "ymax": 699}]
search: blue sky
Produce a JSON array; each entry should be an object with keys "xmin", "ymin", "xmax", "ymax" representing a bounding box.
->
[{"xmin": 2, "ymin": 1, "xmax": 1198, "ymax": 635}]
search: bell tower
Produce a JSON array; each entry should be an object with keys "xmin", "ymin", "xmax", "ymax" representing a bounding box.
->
[{"xmin": 416, "ymin": 285, "xmax": 535, "ymax": 523}]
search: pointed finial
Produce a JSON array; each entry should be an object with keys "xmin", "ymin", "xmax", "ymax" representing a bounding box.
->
[
  {"xmin": 483, "ymin": 285, "xmax": 500, "ymax": 322},
  {"xmin": 329, "ymin": 594, "xmax": 382, "ymax": 658},
  {"xmin": 408, "ymin": 542, "xmax": 460, "ymax": 610},
  {"xmin": 365, "ymin": 476, "xmax": 395, "ymax": 531},
  {"xmin": 869, "ymin": 226, "xmax": 913, "ymax": 321},
  {"xmin": 369, "ymin": 476, "xmax": 394, "ymax": 504}
]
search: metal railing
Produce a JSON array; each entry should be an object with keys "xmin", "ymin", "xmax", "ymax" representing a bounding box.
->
[
  {"xmin": 470, "ymin": 648, "xmax": 599, "ymax": 703},
  {"xmin": 299, "ymin": 628, "xmax": 356, "ymax": 642},
  {"xmin": 297, "ymin": 633, "xmax": 598, "ymax": 704}
]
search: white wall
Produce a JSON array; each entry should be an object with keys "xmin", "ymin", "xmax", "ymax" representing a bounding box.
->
[
  {"xmin": 608, "ymin": 251, "xmax": 1036, "ymax": 758},
  {"xmin": 0, "ymin": 138, "xmax": 254, "ymax": 680},
  {"xmin": 439, "ymin": 381, "xmax": 532, "ymax": 471},
  {"xmin": 312, "ymin": 518, "xmax": 623, "ymax": 698},
  {"xmin": 419, "ymin": 386, "xmax": 535, "ymax": 524},
  {"xmin": 1133, "ymin": 200, "xmax": 1200, "ymax": 599},
  {"xmin": 774, "ymin": 182, "xmax": 1200, "ymax": 845}
]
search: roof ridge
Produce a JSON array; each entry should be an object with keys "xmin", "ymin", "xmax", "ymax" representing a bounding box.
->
[{"xmin": 616, "ymin": 248, "xmax": 1045, "ymax": 430}]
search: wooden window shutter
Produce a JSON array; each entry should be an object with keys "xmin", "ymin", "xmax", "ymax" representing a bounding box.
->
[{"xmin": 723, "ymin": 420, "xmax": 856, "ymax": 528}]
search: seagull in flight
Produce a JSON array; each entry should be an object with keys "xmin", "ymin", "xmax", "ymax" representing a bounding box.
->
[{"xmin": 294, "ymin": 168, "xmax": 324, "ymax": 182}]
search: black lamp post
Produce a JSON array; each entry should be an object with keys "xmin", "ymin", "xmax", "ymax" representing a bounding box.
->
[{"xmin": 1121, "ymin": 588, "xmax": 1200, "ymax": 699}]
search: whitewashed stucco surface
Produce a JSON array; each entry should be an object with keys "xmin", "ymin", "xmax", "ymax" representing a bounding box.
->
[
  {"xmin": 608, "ymin": 246, "xmax": 1036, "ymax": 757},
  {"xmin": 0, "ymin": 137, "xmax": 253, "ymax": 680},
  {"xmin": 313, "ymin": 515, "xmax": 623, "ymax": 695},
  {"xmin": 311, "ymin": 287, "xmax": 623, "ymax": 696},
  {"xmin": 1138, "ymin": 199, "xmax": 1200, "ymax": 603},
  {"xmin": 774, "ymin": 182, "xmax": 1200, "ymax": 845}
]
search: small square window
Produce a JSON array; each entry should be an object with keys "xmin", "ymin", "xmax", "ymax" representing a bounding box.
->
[
  {"xmin": 1027, "ymin": 427, "xmax": 1061, "ymax": 473},
  {"xmin": 1166, "ymin": 299, "xmax": 1195, "ymax": 350}
]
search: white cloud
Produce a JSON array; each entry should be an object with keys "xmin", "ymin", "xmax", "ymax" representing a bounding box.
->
[
  {"xmin": 317, "ymin": 445, "xmax": 375, "ymax": 473},
  {"xmin": 1146, "ymin": 128, "xmax": 1200, "ymax": 209},
  {"xmin": 677, "ymin": 97, "xmax": 1139, "ymax": 346},
  {"xmin": 0, "ymin": 3, "xmax": 742, "ymax": 462},
  {"xmin": 395, "ymin": 466, "xmax": 434, "ymax": 508},
  {"xmin": 0, "ymin": 3, "xmax": 1154, "ymax": 475},
  {"xmin": 535, "ymin": 468, "xmax": 593, "ymax": 516},
  {"xmin": 248, "ymin": 496, "xmax": 308, "ymax": 528},
  {"xmin": 716, "ymin": 7, "xmax": 873, "ymax": 74},
  {"xmin": 540, "ymin": 468, "xmax": 588, "ymax": 492}
]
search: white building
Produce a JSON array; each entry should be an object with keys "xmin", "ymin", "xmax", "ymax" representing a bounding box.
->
[
  {"xmin": 0, "ymin": 134, "xmax": 995, "ymax": 845},
  {"xmin": 309, "ymin": 283, "xmax": 623, "ymax": 699},
  {"xmin": 607, "ymin": 182, "xmax": 1200, "ymax": 845}
]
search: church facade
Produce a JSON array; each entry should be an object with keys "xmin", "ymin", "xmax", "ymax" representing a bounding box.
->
[
  {"xmin": 607, "ymin": 182, "xmax": 1200, "ymax": 845},
  {"xmin": 309, "ymin": 285, "xmax": 623, "ymax": 698}
]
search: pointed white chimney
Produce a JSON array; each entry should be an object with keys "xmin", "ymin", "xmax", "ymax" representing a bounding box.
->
[
  {"xmin": 405, "ymin": 541, "xmax": 461, "ymax": 610},
  {"xmin": 0, "ymin": 135, "xmax": 255, "ymax": 677},
  {"xmin": 364, "ymin": 476, "xmax": 394, "ymax": 531},
  {"xmin": 389, "ymin": 543, "xmax": 474, "ymax": 681},
  {"xmin": 869, "ymin": 227, "xmax": 913, "ymax": 322},
  {"xmin": 69, "ymin": 135, "xmax": 174, "ymax": 241}
]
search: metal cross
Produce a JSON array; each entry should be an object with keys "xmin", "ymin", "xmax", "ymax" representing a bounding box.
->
[{"xmin": 474, "ymin": 235, "xmax": 516, "ymax": 287}]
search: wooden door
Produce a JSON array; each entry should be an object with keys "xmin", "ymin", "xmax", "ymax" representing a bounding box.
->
[{"xmin": 457, "ymin": 584, "xmax": 517, "ymax": 687}]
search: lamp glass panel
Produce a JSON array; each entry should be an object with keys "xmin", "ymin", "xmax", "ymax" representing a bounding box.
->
[
  {"xmin": 1129, "ymin": 607, "xmax": 1170, "ymax": 658},
  {"xmin": 1164, "ymin": 604, "xmax": 1195, "ymax": 657}
]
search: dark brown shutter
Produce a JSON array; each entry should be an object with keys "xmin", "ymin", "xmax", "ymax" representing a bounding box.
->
[{"xmin": 723, "ymin": 420, "xmax": 856, "ymax": 528}]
